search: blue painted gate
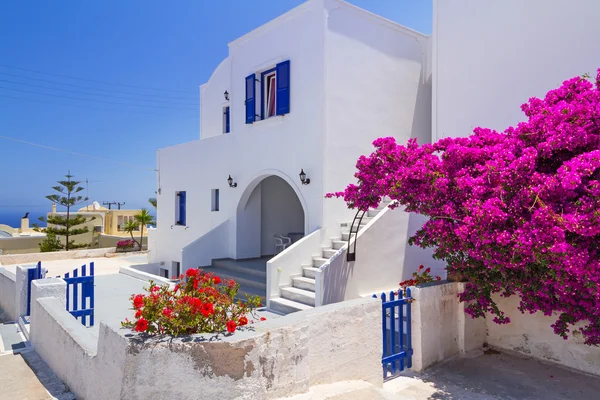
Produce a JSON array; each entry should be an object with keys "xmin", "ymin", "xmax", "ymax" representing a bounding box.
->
[
  {"xmin": 61, "ymin": 262, "xmax": 95, "ymax": 327},
  {"xmin": 25, "ymin": 261, "xmax": 44, "ymax": 316},
  {"xmin": 374, "ymin": 289, "xmax": 413, "ymax": 380}
]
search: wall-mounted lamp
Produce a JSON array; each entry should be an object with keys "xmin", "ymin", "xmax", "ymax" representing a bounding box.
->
[
  {"xmin": 224, "ymin": 90, "xmax": 229, "ymax": 101},
  {"xmin": 227, "ymin": 175, "xmax": 237, "ymax": 188},
  {"xmin": 299, "ymin": 169, "xmax": 310, "ymax": 185}
]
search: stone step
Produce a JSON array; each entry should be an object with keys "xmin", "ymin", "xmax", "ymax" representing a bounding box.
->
[
  {"xmin": 332, "ymin": 240, "xmax": 346, "ymax": 250},
  {"xmin": 367, "ymin": 208, "xmax": 380, "ymax": 218},
  {"xmin": 269, "ymin": 297, "xmax": 313, "ymax": 315},
  {"xmin": 208, "ymin": 258, "xmax": 266, "ymax": 279},
  {"xmin": 202, "ymin": 267, "xmax": 265, "ymax": 290},
  {"xmin": 359, "ymin": 217, "xmax": 373, "ymax": 225},
  {"xmin": 281, "ymin": 286, "xmax": 316, "ymax": 306},
  {"xmin": 342, "ymin": 232, "xmax": 350, "ymax": 241},
  {"xmin": 303, "ymin": 267, "xmax": 319, "ymax": 279},
  {"xmin": 322, "ymin": 248, "xmax": 337, "ymax": 258},
  {"xmin": 292, "ymin": 276, "xmax": 315, "ymax": 291},
  {"xmin": 312, "ymin": 257, "xmax": 328, "ymax": 268}
]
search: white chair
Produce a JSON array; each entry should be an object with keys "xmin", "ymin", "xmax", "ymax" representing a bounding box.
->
[{"xmin": 274, "ymin": 234, "xmax": 292, "ymax": 253}]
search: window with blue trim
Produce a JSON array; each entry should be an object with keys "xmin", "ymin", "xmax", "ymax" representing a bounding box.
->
[
  {"xmin": 223, "ymin": 106, "xmax": 230, "ymax": 133},
  {"xmin": 176, "ymin": 191, "xmax": 186, "ymax": 226},
  {"xmin": 245, "ymin": 60, "xmax": 290, "ymax": 124}
]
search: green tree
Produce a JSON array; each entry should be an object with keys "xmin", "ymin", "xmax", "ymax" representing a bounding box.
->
[
  {"xmin": 123, "ymin": 219, "xmax": 141, "ymax": 250},
  {"xmin": 134, "ymin": 208, "xmax": 155, "ymax": 250},
  {"xmin": 38, "ymin": 232, "xmax": 63, "ymax": 253},
  {"xmin": 39, "ymin": 173, "xmax": 95, "ymax": 251},
  {"xmin": 148, "ymin": 197, "xmax": 157, "ymax": 208}
]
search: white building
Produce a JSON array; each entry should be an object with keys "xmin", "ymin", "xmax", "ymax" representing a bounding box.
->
[{"xmin": 149, "ymin": 0, "xmax": 600, "ymax": 314}]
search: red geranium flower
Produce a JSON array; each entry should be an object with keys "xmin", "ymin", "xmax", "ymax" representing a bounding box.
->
[
  {"xmin": 150, "ymin": 285, "xmax": 160, "ymax": 293},
  {"xmin": 226, "ymin": 320, "xmax": 237, "ymax": 333},
  {"xmin": 260, "ymin": 317, "xmax": 267, "ymax": 321},
  {"xmin": 186, "ymin": 268, "xmax": 198, "ymax": 278},
  {"xmin": 238, "ymin": 316, "xmax": 248, "ymax": 326},
  {"xmin": 162, "ymin": 308, "xmax": 173, "ymax": 318},
  {"xmin": 135, "ymin": 318, "xmax": 149, "ymax": 332},
  {"xmin": 133, "ymin": 294, "xmax": 144, "ymax": 309},
  {"xmin": 213, "ymin": 276, "xmax": 221, "ymax": 285},
  {"xmin": 201, "ymin": 302, "xmax": 214, "ymax": 317},
  {"xmin": 135, "ymin": 309, "xmax": 143, "ymax": 318},
  {"xmin": 190, "ymin": 298, "xmax": 203, "ymax": 313},
  {"xmin": 227, "ymin": 279, "xmax": 236, "ymax": 288}
]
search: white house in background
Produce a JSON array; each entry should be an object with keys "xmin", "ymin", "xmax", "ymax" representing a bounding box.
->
[{"xmin": 149, "ymin": 0, "xmax": 438, "ymax": 314}]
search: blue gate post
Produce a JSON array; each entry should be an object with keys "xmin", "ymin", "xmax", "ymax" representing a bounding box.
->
[
  {"xmin": 25, "ymin": 261, "xmax": 43, "ymax": 316},
  {"xmin": 63, "ymin": 262, "xmax": 95, "ymax": 327}
]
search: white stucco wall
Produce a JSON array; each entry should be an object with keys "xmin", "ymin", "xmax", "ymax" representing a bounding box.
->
[
  {"xmin": 433, "ymin": 0, "xmax": 600, "ymax": 141},
  {"xmin": 260, "ymin": 176, "xmax": 305, "ymax": 255},
  {"xmin": 322, "ymin": 1, "xmax": 431, "ymax": 236},
  {"xmin": 200, "ymin": 57, "xmax": 231, "ymax": 140},
  {"xmin": 486, "ymin": 294, "xmax": 600, "ymax": 377}
]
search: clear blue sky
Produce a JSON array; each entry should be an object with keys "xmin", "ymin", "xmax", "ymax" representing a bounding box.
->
[{"xmin": 0, "ymin": 0, "xmax": 431, "ymax": 213}]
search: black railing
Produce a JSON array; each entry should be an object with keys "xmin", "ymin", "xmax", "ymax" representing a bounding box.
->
[{"xmin": 346, "ymin": 209, "xmax": 366, "ymax": 261}]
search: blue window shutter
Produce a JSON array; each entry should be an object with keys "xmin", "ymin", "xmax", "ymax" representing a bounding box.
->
[
  {"xmin": 225, "ymin": 106, "xmax": 230, "ymax": 133},
  {"xmin": 179, "ymin": 192, "xmax": 186, "ymax": 225},
  {"xmin": 276, "ymin": 60, "xmax": 290, "ymax": 115},
  {"xmin": 245, "ymin": 74, "xmax": 255, "ymax": 123}
]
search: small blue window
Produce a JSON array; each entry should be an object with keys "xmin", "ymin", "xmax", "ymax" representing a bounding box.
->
[
  {"xmin": 176, "ymin": 191, "xmax": 186, "ymax": 225},
  {"xmin": 224, "ymin": 106, "xmax": 230, "ymax": 133}
]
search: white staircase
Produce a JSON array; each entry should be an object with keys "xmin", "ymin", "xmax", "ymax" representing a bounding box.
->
[{"xmin": 269, "ymin": 201, "xmax": 391, "ymax": 315}]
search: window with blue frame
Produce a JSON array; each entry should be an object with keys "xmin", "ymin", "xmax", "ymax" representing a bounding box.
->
[
  {"xmin": 245, "ymin": 60, "xmax": 290, "ymax": 124},
  {"xmin": 176, "ymin": 191, "xmax": 186, "ymax": 226},
  {"xmin": 223, "ymin": 106, "xmax": 230, "ymax": 133}
]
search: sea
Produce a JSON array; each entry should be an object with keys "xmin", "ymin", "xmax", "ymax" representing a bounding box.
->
[{"xmin": 0, "ymin": 207, "xmax": 48, "ymax": 228}]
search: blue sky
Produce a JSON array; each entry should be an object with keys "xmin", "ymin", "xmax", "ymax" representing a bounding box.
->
[{"xmin": 0, "ymin": 0, "xmax": 431, "ymax": 214}]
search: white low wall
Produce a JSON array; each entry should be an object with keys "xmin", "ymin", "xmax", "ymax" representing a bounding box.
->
[
  {"xmin": 411, "ymin": 282, "xmax": 600, "ymax": 376},
  {"xmin": 30, "ymin": 279, "xmax": 128, "ymax": 400},
  {"xmin": 0, "ymin": 247, "xmax": 116, "ymax": 265},
  {"xmin": 0, "ymin": 265, "xmax": 17, "ymax": 321},
  {"xmin": 266, "ymin": 228, "xmax": 324, "ymax": 306},
  {"xmin": 486, "ymin": 294, "xmax": 600, "ymax": 376},
  {"xmin": 181, "ymin": 220, "xmax": 230, "ymax": 270},
  {"xmin": 29, "ymin": 277, "xmax": 382, "ymax": 400}
]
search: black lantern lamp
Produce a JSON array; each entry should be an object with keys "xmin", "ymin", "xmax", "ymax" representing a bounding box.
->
[
  {"xmin": 299, "ymin": 169, "xmax": 310, "ymax": 185},
  {"xmin": 227, "ymin": 175, "xmax": 237, "ymax": 188},
  {"xmin": 224, "ymin": 90, "xmax": 229, "ymax": 101}
]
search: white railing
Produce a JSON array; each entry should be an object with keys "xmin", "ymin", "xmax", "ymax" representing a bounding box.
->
[
  {"xmin": 316, "ymin": 204, "xmax": 427, "ymax": 306},
  {"xmin": 181, "ymin": 220, "xmax": 230, "ymax": 271},
  {"xmin": 266, "ymin": 228, "xmax": 325, "ymax": 308}
]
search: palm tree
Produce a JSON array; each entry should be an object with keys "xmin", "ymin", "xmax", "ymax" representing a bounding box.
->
[
  {"xmin": 134, "ymin": 208, "xmax": 155, "ymax": 251},
  {"xmin": 148, "ymin": 197, "xmax": 157, "ymax": 208},
  {"xmin": 123, "ymin": 219, "xmax": 141, "ymax": 250}
]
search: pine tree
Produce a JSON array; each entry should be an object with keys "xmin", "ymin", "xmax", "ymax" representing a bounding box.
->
[{"xmin": 38, "ymin": 173, "xmax": 95, "ymax": 251}]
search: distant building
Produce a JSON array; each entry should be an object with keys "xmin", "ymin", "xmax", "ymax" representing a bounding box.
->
[
  {"xmin": 0, "ymin": 216, "xmax": 46, "ymax": 255},
  {"xmin": 46, "ymin": 201, "xmax": 148, "ymax": 249}
]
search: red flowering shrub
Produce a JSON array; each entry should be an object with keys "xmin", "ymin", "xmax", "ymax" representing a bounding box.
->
[
  {"xmin": 122, "ymin": 268, "xmax": 262, "ymax": 336},
  {"xmin": 399, "ymin": 265, "xmax": 442, "ymax": 295},
  {"xmin": 329, "ymin": 71, "xmax": 600, "ymax": 345}
]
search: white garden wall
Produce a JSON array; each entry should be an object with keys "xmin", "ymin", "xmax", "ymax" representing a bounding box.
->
[
  {"xmin": 486, "ymin": 294, "xmax": 600, "ymax": 376},
  {"xmin": 410, "ymin": 282, "xmax": 600, "ymax": 377},
  {"xmin": 29, "ymin": 276, "xmax": 382, "ymax": 400}
]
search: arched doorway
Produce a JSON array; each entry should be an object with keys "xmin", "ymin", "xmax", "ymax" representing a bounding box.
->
[{"xmin": 236, "ymin": 175, "xmax": 306, "ymax": 259}]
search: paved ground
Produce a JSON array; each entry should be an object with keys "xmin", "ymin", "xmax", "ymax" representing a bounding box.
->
[
  {"xmin": 280, "ymin": 350, "xmax": 600, "ymax": 400},
  {"xmin": 2, "ymin": 253, "xmax": 148, "ymax": 278},
  {"xmin": 0, "ymin": 316, "xmax": 74, "ymax": 399}
]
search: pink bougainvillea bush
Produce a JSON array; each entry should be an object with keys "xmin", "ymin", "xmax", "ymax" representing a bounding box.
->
[
  {"xmin": 328, "ymin": 70, "xmax": 600, "ymax": 345},
  {"xmin": 122, "ymin": 268, "xmax": 263, "ymax": 336}
]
